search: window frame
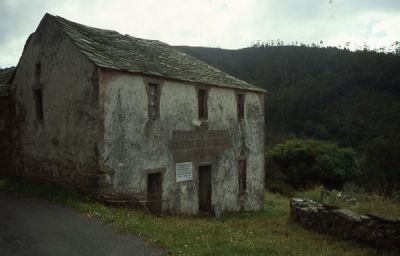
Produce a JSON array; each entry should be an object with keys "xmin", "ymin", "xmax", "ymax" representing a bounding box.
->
[
  {"xmin": 238, "ymin": 159, "xmax": 247, "ymax": 194},
  {"xmin": 144, "ymin": 77, "xmax": 163, "ymax": 120},
  {"xmin": 35, "ymin": 62, "xmax": 41, "ymax": 84},
  {"xmin": 148, "ymin": 83, "xmax": 159, "ymax": 119},
  {"xmin": 33, "ymin": 89, "xmax": 44, "ymax": 121},
  {"xmin": 197, "ymin": 88, "xmax": 208, "ymax": 120},
  {"xmin": 33, "ymin": 62, "xmax": 44, "ymax": 122},
  {"xmin": 236, "ymin": 92, "xmax": 245, "ymax": 120}
]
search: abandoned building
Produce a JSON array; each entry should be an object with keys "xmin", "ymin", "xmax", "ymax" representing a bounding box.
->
[
  {"xmin": 8, "ymin": 13, "xmax": 266, "ymax": 215},
  {"xmin": 0, "ymin": 67, "xmax": 14, "ymax": 176}
]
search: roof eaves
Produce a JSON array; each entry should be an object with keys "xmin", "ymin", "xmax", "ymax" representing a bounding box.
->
[{"xmin": 100, "ymin": 67, "xmax": 266, "ymax": 93}]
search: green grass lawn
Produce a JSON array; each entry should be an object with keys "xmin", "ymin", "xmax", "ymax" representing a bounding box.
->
[{"xmin": 0, "ymin": 178, "xmax": 387, "ymax": 256}]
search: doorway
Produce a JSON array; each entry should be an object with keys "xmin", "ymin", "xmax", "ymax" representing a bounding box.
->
[
  {"xmin": 147, "ymin": 172, "xmax": 162, "ymax": 214},
  {"xmin": 198, "ymin": 165, "xmax": 212, "ymax": 214}
]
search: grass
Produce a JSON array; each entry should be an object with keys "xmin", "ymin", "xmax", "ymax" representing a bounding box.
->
[
  {"xmin": 0, "ymin": 178, "xmax": 389, "ymax": 256},
  {"xmin": 297, "ymin": 186, "xmax": 400, "ymax": 219}
]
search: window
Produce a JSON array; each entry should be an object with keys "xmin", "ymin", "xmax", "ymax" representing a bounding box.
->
[
  {"xmin": 237, "ymin": 93, "xmax": 244, "ymax": 120},
  {"xmin": 148, "ymin": 83, "xmax": 159, "ymax": 119},
  {"xmin": 198, "ymin": 89, "xmax": 208, "ymax": 119},
  {"xmin": 35, "ymin": 63, "xmax": 41, "ymax": 83},
  {"xmin": 34, "ymin": 89, "xmax": 44, "ymax": 121},
  {"xmin": 238, "ymin": 159, "xmax": 246, "ymax": 193}
]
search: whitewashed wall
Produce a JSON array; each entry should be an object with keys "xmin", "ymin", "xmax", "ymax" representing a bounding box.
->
[{"xmin": 100, "ymin": 71, "xmax": 265, "ymax": 214}]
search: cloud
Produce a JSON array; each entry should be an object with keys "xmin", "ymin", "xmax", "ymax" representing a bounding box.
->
[{"xmin": 1, "ymin": 0, "xmax": 400, "ymax": 67}]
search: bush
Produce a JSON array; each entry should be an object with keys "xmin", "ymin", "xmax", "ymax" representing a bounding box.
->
[{"xmin": 266, "ymin": 139, "xmax": 359, "ymax": 189}]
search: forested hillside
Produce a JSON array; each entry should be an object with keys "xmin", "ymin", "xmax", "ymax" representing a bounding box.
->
[{"xmin": 177, "ymin": 45, "xmax": 400, "ymax": 191}]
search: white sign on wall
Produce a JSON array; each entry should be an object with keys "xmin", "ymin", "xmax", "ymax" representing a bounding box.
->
[{"xmin": 176, "ymin": 162, "xmax": 193, "ymax": 182}]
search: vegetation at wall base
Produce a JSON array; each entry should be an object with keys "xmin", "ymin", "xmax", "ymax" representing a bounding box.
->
[{"xmin": 0, "ymin": 178, "xmax": 390, "ymax": 256}]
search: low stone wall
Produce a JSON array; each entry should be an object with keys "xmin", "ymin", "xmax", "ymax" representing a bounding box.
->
[{"xmin": 290, "ymin": 198, "xmax": 400, "ymax": 252}]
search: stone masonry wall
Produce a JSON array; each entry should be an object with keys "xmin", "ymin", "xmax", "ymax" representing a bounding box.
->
[
  {"xmin": 290, "ymin": 198, "xmax": 400, "ymax": 252},
  {"xmin": 0, "ymin": 96, "xmax": 11, "ymax": 176},
  {"xmin": 11, "ymin": 14, "xmax": 100, "ymax": 192}
]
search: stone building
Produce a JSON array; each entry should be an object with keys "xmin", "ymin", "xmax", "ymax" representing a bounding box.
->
[
  {"xmin": 10, "ymin": 14, "xmax": 265, "ymax": 215},
  {"xmin": 0, "ymin": 67, "xmax": 14, "ymax": 176}
]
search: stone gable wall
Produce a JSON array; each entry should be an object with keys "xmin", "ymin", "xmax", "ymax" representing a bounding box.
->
[{"xmin": 11, "ymin": 14, "xmax": 100, "ymax": 191}]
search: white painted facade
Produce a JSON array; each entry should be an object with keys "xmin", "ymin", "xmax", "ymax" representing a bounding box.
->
[{"xmin": 100, "ymin": 71, "xmax": 265, "ymax": 214}]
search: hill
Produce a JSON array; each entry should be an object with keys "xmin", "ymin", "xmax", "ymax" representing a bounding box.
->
[{"xmin": 177, "ymin": 45, "xmax": 400, "ymax": 191}]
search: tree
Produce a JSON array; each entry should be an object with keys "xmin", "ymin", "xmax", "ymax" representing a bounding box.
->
[{"xmin": 391, "ymin": 41, "xmax": 400, "ymax": 56}]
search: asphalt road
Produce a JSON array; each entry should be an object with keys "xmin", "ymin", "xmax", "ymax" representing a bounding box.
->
[{"xmin": 0, "ymin": 191, "xmax": 166, "ymax": 256}]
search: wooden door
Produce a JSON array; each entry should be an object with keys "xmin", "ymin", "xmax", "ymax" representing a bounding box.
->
[
  {"xmin": 147, "ymin": 172, "xmax": 162, "ymax": 214},
  {"xmin": 198, "ymin": 165, "xmax": 212, "ymax": 214}
]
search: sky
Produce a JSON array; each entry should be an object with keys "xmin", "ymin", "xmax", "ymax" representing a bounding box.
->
[{"xmin": 1, "ymin": 0, "xmax": 400, "ymax": 67}]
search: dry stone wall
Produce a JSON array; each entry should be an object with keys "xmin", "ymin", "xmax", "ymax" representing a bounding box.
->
[{"xmin": 290, "ymin": 198, "xmax": 400, "ymax": 252}]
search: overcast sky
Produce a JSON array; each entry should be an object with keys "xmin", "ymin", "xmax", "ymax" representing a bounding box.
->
[{"xmin": 1, "ymin": 0, "xmax": 400, "ymax": 67}]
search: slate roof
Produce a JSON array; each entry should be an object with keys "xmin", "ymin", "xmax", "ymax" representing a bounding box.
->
[{"xmin": 49, "ymin": 14, "xmax": 264, "ymax": 92}]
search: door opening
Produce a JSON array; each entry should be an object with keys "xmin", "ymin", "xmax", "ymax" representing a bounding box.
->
[
  {"xmin": 198, "ymin": 165, "xmax": 212, "ymax": 214},
  {"xmin": 147, "ymin": 172, "xmax": 162, "ymax": 214}
]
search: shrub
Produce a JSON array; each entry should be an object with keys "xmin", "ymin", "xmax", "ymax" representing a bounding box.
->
[{"xmin": 266, "ymin": 139, "xmax": 359, "ymax": 189}]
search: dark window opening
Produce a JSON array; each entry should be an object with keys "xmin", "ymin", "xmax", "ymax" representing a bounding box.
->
[
  {"xmin": 34, "ymin": 89, "xmax": 44, "ymax": 121},
  {"xmin": 198, "ymin": 89, "xmax": 208, "ymax": 119},
  {"xmin": 35, "ymin": 63, "xmax": 41, "ymax": 83},
  {"xmin": 148, "ymin": 83, "xmax": 159, "ymax": 119},
  {"xmin": 237, "ymin": 93, "xmax": 244, "ymax": 120},
  {"xmin": 238, "ymin": 159, "xmax": 247, "ymax": 193}
]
